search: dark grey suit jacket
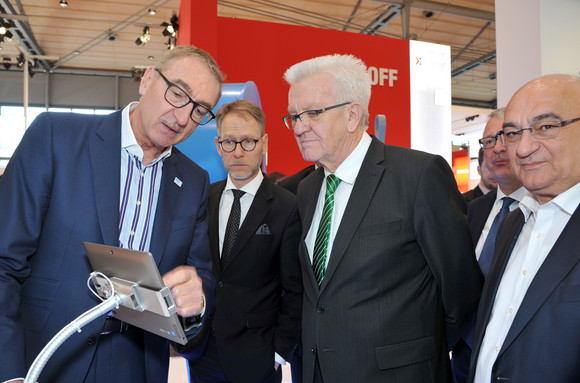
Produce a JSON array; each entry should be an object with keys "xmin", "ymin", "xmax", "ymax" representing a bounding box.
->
[
  {"xmin": 468, "ymin": 205, "xmax": 580, "ymax": 382},
  {"xmin": 297, "ymin": 136, "xmax": 483, "ymax": 383}
]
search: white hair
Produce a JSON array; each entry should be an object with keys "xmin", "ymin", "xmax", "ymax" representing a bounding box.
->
[{"xmin": 284, "ymin": 54, "xmax": 372, "ymax": 129}]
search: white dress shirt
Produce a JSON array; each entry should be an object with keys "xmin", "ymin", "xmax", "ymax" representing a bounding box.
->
[
  {"xmin": 475, "ymin": 186, "xmax": 527, "ymax": 261},
  {"xmin": 474, "ymin": 181, "xmax": 580, "ymax": 383},
  {"xmin": 218, "ymin": 172, "xmax": 263, "ymax": 256},
  {"xmin": 305, "ymin": 132, "xmax": 372, "ymax": 267}
]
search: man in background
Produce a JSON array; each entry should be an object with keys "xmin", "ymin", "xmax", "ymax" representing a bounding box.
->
[
  {"xmin": 186, "ymin": 100, "xmax": 302, "ymax": 383},
  {"xmin": 283, "ymin": 53, "xmax": 482, "ymax": 383},
  {"xmin": 463, "ymin": 148, "xmax": 497, "ymax": 203},
  {"xmin": 470, "ymin": 74, "xmax": 580, "ymax": 383},
  {"xmin": 0, "ymin": 46, "xmax": 222, "ymax": 383},
  {"xmin": 452, "ymin": 108, "xmax": 525, "ymax": 382}
]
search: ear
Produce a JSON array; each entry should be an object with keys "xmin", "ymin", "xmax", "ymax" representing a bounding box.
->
[
  {"xmin": 138, "ymin": 66, "xmax": 156, "ymax": 97},
  {"xmin": 346, "ymin": 102, "xmax": 363, "ymax": 133},
  {"xmin": 476, "ymin": 165, "xmax": 482, "ymax": 176},
  {"xmin": 261, "ymin": 133, "xmax": 269, "ymax": 155},
  {"xmin": 215, "ymin": 136, "xmax": 223, "ymax": 157}
]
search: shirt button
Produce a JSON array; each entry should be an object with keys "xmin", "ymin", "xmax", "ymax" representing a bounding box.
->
[
  {"xmin": 136, "ymin": 201, "xmax": 141, "ymax": 206},
  {"xmin": 509, "ymin": 307, "xmax": 514, "ymax": 314},
  {"xmin": 140, "ymin": 172, "xmax": 145, "ymax": 177},
  {"xmin": 522, "ymin": 269, "xmax": 529, "ymax": 276},
  {"xmin": 130, "ymin": 231, "xmax": 135, "ymax": 236},
  {"xmin": 218, "ymin": 281, "xmax": 224, "ymax": 288},
  {"xmin": 495, "ymin": 346, "xmax": 500, "ymax": 352},
  {"xmin": 536, "ymin": 232, "xmax": 541, "ymax": 238}
]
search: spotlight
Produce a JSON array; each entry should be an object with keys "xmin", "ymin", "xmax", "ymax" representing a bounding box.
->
[
  {"xmin": 0, "ymin": 26, "xmax": 6, "ymax": 35},
  {"xmin": 16, "ymin": 53, "xmax": 25, "ymax": 68},
  {"xmin": 161, "ymin": 14, "xmax": 178, "ymax": 37},
  {"xmin": 59, "ymin": 0, "xmax": 68, "ymax": 7},
  {"xmin": 166, "ymin": 36, "xmax": 177, "ymax": 50},
  {"xmin": 148, "ymin": 8, "xmax": 156, "ymax": 15},
  {"xmin": 135, "ymin": 26, "xmax": 151, "ymax": 46},
  {"xmin": 3, "ymin": 57, "xmax": 11, "ymax": 70}
]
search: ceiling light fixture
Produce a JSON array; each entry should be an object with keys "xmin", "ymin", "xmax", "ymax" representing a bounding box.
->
[
  {"xmin": 0, "ymin": 21, "xmax": 13, "ymax": 43},
  {"xmin": 161, "ymin": 13, "xmax": 179, "ymax": 38},
  {"xmin": 16, "ymin": 52, "xmax": 25, "ymax": 68},
  {"xmin": 135, "ymin": 26, "xmax": 151, "ymax": 46},
  {"xmin": 2, "ymin": 57, "xmax": 11, "ymax": 70},
  {"xmin": 148, "ymin": 9, "xmax": 156, "ymax": 15},
  {"xmin": 59, "ymin": 0, "xmax": 68, "ymax": 7}
]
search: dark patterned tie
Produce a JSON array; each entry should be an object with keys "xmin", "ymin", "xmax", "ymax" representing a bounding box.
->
[
  {"xmin": 312, "ymin": 174, "xmax": 341, "ymax": 286},
  {"xmin": 221, "ymin": 189, "xmax": 245, "ymax": 269},
  {"xmin": 479, "ymin": 196, "xmax": 515, "ymax": 277}
]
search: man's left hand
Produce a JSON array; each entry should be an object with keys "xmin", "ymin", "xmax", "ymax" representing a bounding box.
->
[{"xmin": 162, "ymin": 265, "xmax": 204, "ymax": 317}]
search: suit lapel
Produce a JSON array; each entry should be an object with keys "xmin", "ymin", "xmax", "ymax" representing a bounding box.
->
[
  {"xmin": 320, "ymin": 137, "xmax": 385, "ymax": 292},
  {"xmin": 89, "ymin": 111, "xmax": 122, "ymax": 247},
  {"xmin": 149, "ymin": 153, "xmax": 182, "ymax": 264},
  {"xmin": 472, "ymin": 210, "xmax": 525, "ymax": 356},
  {"xmin": 299, "ymin": 168, "xmax": 325, "ymax": 291},
  {"xmin": 208, "ymin": 181, "xmax": 226, "ymax": 273},
  {"xmin": 221, "ymin": 176, "xmax": 272, "ymax": 271},
  {"xmin": 499, "ymin": 204, "xmax": 580, "ymax": 355}
]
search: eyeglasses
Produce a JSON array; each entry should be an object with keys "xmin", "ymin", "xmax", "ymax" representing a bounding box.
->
[
  {"xmin": 499, "ymin": 117, "xmax": 580, "ymax": 146},
  {"xmin": 218, "ymin": 136, "xmax": 263, "ymax": 153},
  {"xmin": 479, "ymin": 131, "xmax": 504, "ymax": 149},
  {"xmin": 282, "ymin": 102, "xmax": 351, "ymax": 130},
  {"xmin": 155, "ymin": 69, "xmax": 215, "ymax": 125}
]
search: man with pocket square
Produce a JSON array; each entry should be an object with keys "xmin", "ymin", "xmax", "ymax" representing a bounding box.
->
[{"xmin": 183, "ymin": 100, "xmax": 302, "ymax": 383}]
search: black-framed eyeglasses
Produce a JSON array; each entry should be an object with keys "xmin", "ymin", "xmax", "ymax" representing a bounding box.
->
[
  {"xmin": 218, "ymin": 136, "xmax": 263, "ymax": 153},
  {"xmin": 499, "ymin": 117, "xmax": 580, "ymax": 146},
  {"xmin": 479, "ymin": 131, "xmax": 504, "ymax": 149},
  {"xmin": 282, "ymin": 102, "xmax": 351, "ymax": 130},
  {"xmin": 155, "ymin": 68, "xmax": 215, "ymax": 125}
]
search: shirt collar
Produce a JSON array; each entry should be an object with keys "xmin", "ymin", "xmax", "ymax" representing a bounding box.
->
[
  {"xmin": 325, "ymin": 132, "xmax": 372, "ymax": 184},
  {"xmin": 519, "ymin": 181, "xmax": 580, "ymax": 221},
  {"xmin": 225, "ymin": 171, "xmax": 264, "ymax": 197},
  {"xmin": 121, "ymin": 102, "xmax": 172, "ymax": 164},
  {"xmin": 496, "ymin": 185, "xmax": 527, "ymax": 203}
]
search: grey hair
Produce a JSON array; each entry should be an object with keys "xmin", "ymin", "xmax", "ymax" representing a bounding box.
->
[
  {"xmin": 284, "ymin": 54, "xmax": 371, "ymax": 129},
  {"xmin": 488, "ymin": 107, "xmax": 505, "ymax": 121}
]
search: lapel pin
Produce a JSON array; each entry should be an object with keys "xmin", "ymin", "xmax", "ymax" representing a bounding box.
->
[{"xmin": 174, "ymin": 177, "xmax": 183, "ymax": 187}]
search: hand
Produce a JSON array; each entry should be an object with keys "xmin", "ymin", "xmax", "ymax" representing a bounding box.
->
[{"xmin": 162, "ymin": 265, "xmax": 204, "ymax": 317}]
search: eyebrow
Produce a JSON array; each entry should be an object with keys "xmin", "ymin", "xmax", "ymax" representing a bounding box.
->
[
  {"xmin": 173, "ymin": 78, "xmax": 214, "ymax": 110},
  {"xmin": 502, "ymin": 112, "xmax": 563, "ymax": 130}
]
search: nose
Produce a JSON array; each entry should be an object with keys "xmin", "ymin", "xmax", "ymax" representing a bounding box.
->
[
  {"xmin": 174, "ymin": 103, "xmax": 194, "ymax": 126},
  {"xmin": 515, "ymin": 128, "xmax": 539, "ymax": 158},
  {"xmin": 292, "ymin": 118, "xmax": 310, "ymax": 136},
  {"xmin": 232, "ymin": 143, "xmax": 245, "ymax": 157}
]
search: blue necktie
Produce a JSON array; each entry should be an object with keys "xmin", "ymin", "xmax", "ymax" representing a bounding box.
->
[{"xmin": 479, "ymin": 196, "xmax": 515, "ymax": 277}]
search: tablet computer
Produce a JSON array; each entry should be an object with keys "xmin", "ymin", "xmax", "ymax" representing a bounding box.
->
[{"xmin": 83, "ymin": 242, "xmax": 188, "ymax": 345}]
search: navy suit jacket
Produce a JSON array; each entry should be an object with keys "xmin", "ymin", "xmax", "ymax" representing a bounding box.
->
[
  {"xmin": 0, "ymin": 111, "xmax": 215, "ymax": 382},
  {"xmin": 467, "ymin": 189, "xmax": 497, "ymax": 246},
  {"xmin": 469, "ymin": 205, "xmax": 580, "ymax": 382},
  {"xmin": 297, "ymin": 136, "xmax": 482, "ymax": 383}
]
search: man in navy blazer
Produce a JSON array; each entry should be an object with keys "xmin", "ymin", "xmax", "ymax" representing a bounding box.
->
[
  {"xmin": 185, "ymin": 100, "xmax": 302, "ymax": 383},
  {"xmin": 469, "ymin": 74, "xmax": 580, "ymax": 382},
  {"xmin": 452, "ymin": 109, "xmax": 525, "ymax": 382},
  {"xmin": 283, "ymin": 54, "xmax": 482, "ymax": 383},
  {"xmin": 0, "ymin": 46, "xmax": 223, "ymax": 382}
]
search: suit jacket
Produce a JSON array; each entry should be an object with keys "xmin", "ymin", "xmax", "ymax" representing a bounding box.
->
[
  {"xmin": 297, "ymin": 136, "xmax": 483, "ymax": 383},
  {"xmin": 468, "ymin": 205, "xmax": 580, "ymax": 382},
  {"xmin": 467, "ymin": 189, "xmax": 497, "ymax": 246},
  {"xmin": 451, "ymin": 189, "xmax": 497, "ymax": 382},
  {"xmin": 197, "ymin": 175, "xmax": 303, "ymax": 382},
  {"xmin": 277, "ymin": 164, "xmax": 316, "ymax": 195},
  {"xmin": 463, "ymin": 185, "xmax": 484, "ymax": 203},
  {"xmin": 0, "ymin": 111, "xmax": 215, "ymax": 382}
]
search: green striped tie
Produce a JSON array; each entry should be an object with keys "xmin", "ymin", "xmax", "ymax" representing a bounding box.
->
[{"xmin": 312, "ymin": 174, "xmax": 341, "ymax": 286}]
